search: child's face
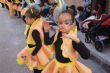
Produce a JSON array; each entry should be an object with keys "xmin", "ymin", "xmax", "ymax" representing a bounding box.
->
[
  {"xmin": 25, "ymin": 17, "xmax": 35, "ymax": 25},
  {"xmin": 58, "ymin": 13, "xmax": 73, "ymax": 33}
]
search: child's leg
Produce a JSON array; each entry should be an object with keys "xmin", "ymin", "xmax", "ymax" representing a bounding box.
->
[
  {"xmin": 18, "ymin": 11, "xmax": 21, "ymax": 18},
  {"xmin": 5, "ymin": 4, "xmax": 9, "ymax": 10},
  {"xmin": 22, "ymin": 16, "xmax": 26, "ymax": 23},
  {"xmin": 14, "ymin": 10, "xmax": 17, "ymax": 16},
  {"xmin": 34, "ymin": 69, "xmax": 42, "ymax": 73}
]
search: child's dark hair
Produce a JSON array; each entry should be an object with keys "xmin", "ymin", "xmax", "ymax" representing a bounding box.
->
[
  {"xmin": 69, "ymin": 5, "xmax": 77, "ymax": 16},
  {"xmin": 53, "ymin": 3, "xmax": 57, "ymax": 7},
  {"xmin": 25, "ymin": 6, "xmax": 41, "ymax": 19},
  {"xmin": 70, "ymin": 5, "xmax": 76, "ymax": 11},
  {"xmin": 59, "ymin": 10, "xmax": 75, "ymax": 23},
  {"xmin": 77, "ymin": 6, "xmax": 84, "ymax": 12}
]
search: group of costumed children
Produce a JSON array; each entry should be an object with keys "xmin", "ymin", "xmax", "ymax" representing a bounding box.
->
[{"xmin": 17, "ymin": 4, "xmax": 92, "ymax": 73}]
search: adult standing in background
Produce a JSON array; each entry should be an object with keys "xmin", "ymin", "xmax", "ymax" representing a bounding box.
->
[
  {"xmin": 81, "ymin": 0, "xmax": 92, "ymax": 20},
  {"xmin": 34, "ymin": 0, "xmax": 41, "ymax": 5},
  {"xmin": 83, "ymin": 0, "xmax": 91, "ymax": 9},
  {"xmin": 41, "ymin": 0, "xmax": 49, "ymax": 5},
  {"xmin": 95, "ymin": 0, "xmax": 106, "ymax": 15}
]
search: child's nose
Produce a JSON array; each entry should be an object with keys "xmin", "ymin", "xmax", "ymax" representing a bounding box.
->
[{"xmin": 59, "ymin": 25, "xmax": 64, "ymax": 29}]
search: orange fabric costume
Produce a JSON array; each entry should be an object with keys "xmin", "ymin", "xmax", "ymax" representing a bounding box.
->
[{"xmin": 17, "ymin": 17, "xmax": 53, "ymax": 70}]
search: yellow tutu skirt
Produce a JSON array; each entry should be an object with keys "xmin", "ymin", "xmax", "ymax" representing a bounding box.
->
[
  {"xmin": 42, "ymin": 59, "xmax": 92, "ymax": 73},
  {"xmin": 17, "ymin": 45, "xmax": 53, "ymax": 70}
]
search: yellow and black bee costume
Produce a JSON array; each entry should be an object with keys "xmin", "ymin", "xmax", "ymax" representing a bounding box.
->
[
  {"xmin": 42, "ymin": 25, "xmax": 92, "ymax": 73},
  {"xmin": 17, "ymin": 17, "xmax": 54, "ymax": 70}
]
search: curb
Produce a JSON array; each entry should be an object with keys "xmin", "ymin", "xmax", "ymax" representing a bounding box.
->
[{"xmin": 89, "ymin": 50, "xmax": 110, "ymax": 73}]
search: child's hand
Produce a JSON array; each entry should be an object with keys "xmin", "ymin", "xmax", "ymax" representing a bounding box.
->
[
  {"xmin": 43, "ymin": 21, "xmax": 52, "ymax": 32},
  {"xmin": 62, "ymin": 33, "xmax": 80, "ymax": 43}
]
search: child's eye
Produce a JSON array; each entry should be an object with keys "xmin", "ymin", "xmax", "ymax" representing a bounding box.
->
[
  {"xmin": 65, "ymin": 22, "xmax": 70, "ymax": 25},
  {"xmin": 64, "ymin": 20, "xmax": 72, "ymax": 25}
]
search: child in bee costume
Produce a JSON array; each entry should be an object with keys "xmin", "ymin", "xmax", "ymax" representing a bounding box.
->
[
  {"xmin": 42, "ymin": 10, "xmax": 92, "ymax": 73},
  {"xmin": 17, "ymin": 5, "xmax": 53, "ymax": 73},
  {"xmin": 21, "ymin": 0, "xmax": 35, "ymax": 23},
  {"xmin": 12, "ymin": 0, "xmax": 22, "ymax": 17},
  {"xmin": 16, "ymin": 0, "xmax": 22, "ymax": 17}
]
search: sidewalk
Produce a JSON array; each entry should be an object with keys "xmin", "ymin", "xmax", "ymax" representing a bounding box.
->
[{"xmin": 78, "ymin": 31, "xmax": 110, "ymax": 72}]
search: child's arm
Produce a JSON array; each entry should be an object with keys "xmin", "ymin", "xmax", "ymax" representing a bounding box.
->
[
  {"xmin": 31, "ymin": 30, "xmax": 42, "ymax": 56},
  {"xmin": 44, "ymin": 31, "xmax": 55, "ymax": 45},
  {"xmin": 43, "ymin": 21, "xmax": 55, "ymax": 45},
  {"xmin": 72, "ymin": 41, "xmax": 90, "ymax": 59}
]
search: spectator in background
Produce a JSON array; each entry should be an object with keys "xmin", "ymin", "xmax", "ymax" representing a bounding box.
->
[
  {"xmin": 34, "ymin": 0, "xmax": 41, "ymax": 5},
  {"xmin": 67, "ymin": 5, "xmax": 78, "ymax": 29},
  {"xmin": 70, "ymin": 5, "xmax": 77, "ymax": 16},
  {"xmin": 81, "ymin": 10, "xmax": 97, "ymax": 30},
  {"xmin": 83, "ymin": 0, "xmax": 91, "ymax": 9},
  {"xmin": 95, "ymin": 0, "xmax": 106, "ymax": 14},
  {"xmin": 41, "ymin": 0, "xmax": 49, "ymax": 6},
  {"xmin": 49, "ymin": 3, "xmax": 57, "ymax": 16},
  {"xmin": 83, "ymin": 0, "xmax": 92, "ymax": 19},
  {"xmin": 83, "ymin": 10, "xmax": 97, "ymax": 21},
  {"xmin": 75, "ymin": 6, "xmax": 84, "ymax": 30}
]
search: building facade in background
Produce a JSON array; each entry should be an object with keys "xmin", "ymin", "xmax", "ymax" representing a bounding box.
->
[
  {"xmin": 48, "ymin": 0, "xmax": 110, "ymax": 14},
  {"xmin": 48, "ymin": 0, "xmax": 83, "ymax": 6}
]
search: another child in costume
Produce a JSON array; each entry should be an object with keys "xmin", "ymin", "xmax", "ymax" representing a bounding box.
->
[
  {"xmin": 12, "ymin": 0, "xmax": 22, "ymax": 17},
  {"xmin": 17, "ymin": 5, "xmax": 53, "ymax": 73},
  {"xmin": 42, "ymin": 10, "xmax": 92, "ymax": 73}
]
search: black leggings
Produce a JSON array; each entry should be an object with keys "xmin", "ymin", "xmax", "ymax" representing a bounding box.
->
[
  {"xmin": 34, "ymin": 69, "xmax": 42, "ymax": 73},
  {"xmin": 22, "ymin": 16, "xmax": 26, "ymax": 23}
]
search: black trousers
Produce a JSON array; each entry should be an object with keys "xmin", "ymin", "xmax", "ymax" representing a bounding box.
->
[{"xmin": 34, "ymin": 69, "xmax": 42, "ymax": 73}]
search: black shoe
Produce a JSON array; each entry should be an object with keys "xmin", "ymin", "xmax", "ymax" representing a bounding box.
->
[{"xmin": 34, "ymin": 69, "xmax": 42, "ymax": 73}]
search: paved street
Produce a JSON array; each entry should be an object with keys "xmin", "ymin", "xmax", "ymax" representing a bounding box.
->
[
  {"xmin": 0, "ymin": 6, "xmax": 108, "ymax": 73},
  {"xmin": 0, "ymin": 7, "xmax": 30, "ymax": 73}
]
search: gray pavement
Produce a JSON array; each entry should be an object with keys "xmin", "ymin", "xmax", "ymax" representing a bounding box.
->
[
  {"xmin": 0, "ymin": 7, "xmax": 31, "ymax": 73},
  {"xmin": 0, "ymin": 7, "xmax": 108, "ymax": 73}
]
